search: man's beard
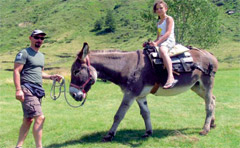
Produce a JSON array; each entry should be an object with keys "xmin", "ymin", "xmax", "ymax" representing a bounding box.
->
[{"xmin": 35, "ymin": 42, "xmax": 41, "ymax": 48}]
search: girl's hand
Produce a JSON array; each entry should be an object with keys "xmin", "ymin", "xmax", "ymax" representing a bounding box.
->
[
  {"xmin": 150, "ymin": 41, "xmax": 157, "ymax": 47},
  {"xmin": 142, "ymin": 42, "xmax": 147, "ymax": 47}
]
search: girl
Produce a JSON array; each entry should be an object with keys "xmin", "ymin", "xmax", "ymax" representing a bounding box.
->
[{"xmin": 151, "ymin": 0, "xmax": 177, "ymax": 89}]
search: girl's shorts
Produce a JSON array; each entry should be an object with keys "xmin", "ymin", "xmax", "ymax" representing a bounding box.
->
[{"xmin": 158, "ymin": 38, "xmax": 175, "ymax": 51}]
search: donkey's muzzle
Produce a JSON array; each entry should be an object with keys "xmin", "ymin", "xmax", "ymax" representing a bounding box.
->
[
  {"xmin": 73, "ymin": 93, "xmax": 83, "ymax": 101},
  {"xmin": 69, "ymin": 87, "xmax": 84, "ymax": 102}
]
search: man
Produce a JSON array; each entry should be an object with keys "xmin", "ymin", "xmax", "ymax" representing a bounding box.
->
[{"xmin": 14, "ymin": 30, "xmax": 62, "ymax": 148}]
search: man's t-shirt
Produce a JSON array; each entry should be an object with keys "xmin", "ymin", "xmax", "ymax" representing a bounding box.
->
[{"xmin": 14, "ymin": 47, "xmax": 44, "ymax": 86}]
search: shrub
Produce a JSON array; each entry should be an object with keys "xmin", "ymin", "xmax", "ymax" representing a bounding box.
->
[
  {"xmin": 94, "ymin": 18, "xmax": 103, "ymax": 31},
  {"xmin": 105, "ymin": 10, "xmax": 116, "ymax": 32}
]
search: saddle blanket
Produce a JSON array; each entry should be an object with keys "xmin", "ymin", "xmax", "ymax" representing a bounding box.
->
[
  {"xmin": 155, "ymin": 44, "xmax": 190, "ymax": 57},
  {"xmin": 144, "ymin": 44, "xmax": 194, "ymax": 73}
]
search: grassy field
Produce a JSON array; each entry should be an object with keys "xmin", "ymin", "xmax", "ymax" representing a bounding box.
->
[
  {"xmin": 0, "ymin": 68, "xmax": 239, "ymax": 148},
  {"xmin": 0, "ymin": 0, "xmax": 239, "ymax": 147}
]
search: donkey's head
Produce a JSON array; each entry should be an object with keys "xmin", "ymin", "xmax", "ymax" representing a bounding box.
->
[{"xmin": 69, "ymin": 42, "xmax": 97, "ymax": 102}]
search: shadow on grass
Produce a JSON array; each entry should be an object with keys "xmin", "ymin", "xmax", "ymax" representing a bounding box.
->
[
  {"xmin": 90, "ymin": 28, "xmax": 113, "ymax": 36},
  {"xmin": 45, "ymin": 127, "xmax": 201, "ymax": 148}
]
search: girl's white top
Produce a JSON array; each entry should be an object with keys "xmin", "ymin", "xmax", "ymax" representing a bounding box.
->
[{"xmin": 157, "ymin": 17, "xmax": 175, "ymax": 42}]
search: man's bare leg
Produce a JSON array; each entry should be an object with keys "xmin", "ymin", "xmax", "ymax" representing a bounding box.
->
[{"xmin": 33, "ymin": 115, "xmax": 45, "ymax": 148}]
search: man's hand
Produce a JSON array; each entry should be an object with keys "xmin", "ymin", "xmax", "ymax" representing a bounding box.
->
[
  {"xmin": 16, "ymin": 90, "xmax": 24, "ymax": 102},
  {"xmin": 50, "ymin": 74, "xmax": 63, "ymax": 82}
]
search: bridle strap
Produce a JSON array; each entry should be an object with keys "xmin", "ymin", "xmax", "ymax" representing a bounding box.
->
[
  {"xmin": 70, "ymin": 55, "xmax": 93, "ymax": 96},
  {"xmin": 50, "ymin": 77, "xmax": 85, "ymax": 108},
  {"xmin": 70, "ymin": 83, "xmax": 81, "ymax": 90}
]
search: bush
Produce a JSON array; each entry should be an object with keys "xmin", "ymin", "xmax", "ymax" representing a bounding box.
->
[
  {"xmin": 105, "ymin": 10, "xmax": 116, "ymax": 32},
  {"xmin": 94, "ymin": 19, "xmax": 104, "ymax": 31}
]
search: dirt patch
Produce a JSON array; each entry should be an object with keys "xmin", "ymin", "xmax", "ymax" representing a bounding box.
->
[
  {"xmin": 55, "ymin": 53, "xmax": 74, "ymax": 58},
  {"xmin": 168, "ymin": 130, "xmax": 199, "ymax": 143},
  {"xmin": 4, "ymin": 69, "xmax": 13, "ymax": 71},
  {"xmin": 4, "ymin": 67, "xmax": 61, "ymax": 71},
  {"xmin": 57, "ymin": 55, "xmax": 72, "ymax": 58},
  {"xmin": 44, "ymin": 67, "xmax": 61, "ymax": 71},
  {"xmin": 2, "ymin": 61, "xmax": 14, "ymax": 63},
  {"xmin": 18, "ymin": 22, "xmax": 33, "ymax": 27}
]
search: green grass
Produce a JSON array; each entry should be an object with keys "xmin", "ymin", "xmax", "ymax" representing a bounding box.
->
[
  {"xmin": 0, "ymin": 0, "xmax": 239, "ymax": 147},
  {"xmin": 1, "ymin": 68, "xmax": 239, "ymax": 148}
]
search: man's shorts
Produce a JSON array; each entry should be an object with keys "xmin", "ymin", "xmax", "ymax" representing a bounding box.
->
[{"xmin": 21, "ymin": 86, "xmax": 43, "ymax": 118}]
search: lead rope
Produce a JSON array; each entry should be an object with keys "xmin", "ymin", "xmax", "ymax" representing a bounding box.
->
[{"xmin": 50, "ymin": 77, "xmax": 86, "ymax": 108}]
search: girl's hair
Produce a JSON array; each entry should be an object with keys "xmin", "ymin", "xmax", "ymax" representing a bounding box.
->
[{"xmin": 153, "ymin": 0, "xmax": 168, "ymax": 13}]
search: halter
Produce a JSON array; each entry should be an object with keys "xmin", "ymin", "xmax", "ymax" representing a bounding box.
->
[
  {"xmin": 70, "ymin": 55, "xmax": 94, "ymax": 99},
  {"xmin": 50, "ymin": 77, "xmax": 86, "ymax": 108},
  {"xmin": 50, "ymin": 56, "xmax": 94, "ymax": 108}
]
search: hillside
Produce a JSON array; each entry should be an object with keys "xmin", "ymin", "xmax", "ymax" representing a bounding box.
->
[
  {"xmin": 0, "ymin": 0, "xmax": 239, "ymax": 72},
  {"xmin": 0, "ymin": 0, "xmax": 149, "ymax": 51}
]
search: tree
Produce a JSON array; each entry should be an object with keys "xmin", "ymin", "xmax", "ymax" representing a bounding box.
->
[
  {"xmin": 94, "ymin": 18, "xmax": 104, "ymax": 31},
  {"xmin": 142, "ymin": 0, "xmax": 221, "ymax": 48},
  {"xmin": 105, "ymin": 10, "xmax": 116, "ymax": 32}
]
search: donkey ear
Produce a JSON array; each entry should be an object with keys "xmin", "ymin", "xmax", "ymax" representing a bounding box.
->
[{"xmin": 78, "ymin": 42, "xmax": 89, "ymax": 60}]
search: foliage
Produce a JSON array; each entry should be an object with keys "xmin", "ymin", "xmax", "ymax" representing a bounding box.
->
[
  {"xmin": 93, "ymin": 10, "xmax": 117, "ymax": 33},
  {"xmin": 141, "ymin": 0, "xmax": 221, "ymax": 48},
  {"xmin": 94, "ymin": 18, "xmax": 104, "ymax": 31},
  {"xmin": 105, "ymin": 10, "xmax": 116, "ymax": 32}
]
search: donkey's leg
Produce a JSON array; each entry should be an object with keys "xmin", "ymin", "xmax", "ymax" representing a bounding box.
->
[
  {"xmin": 191, "ymin": 76, "xmax": 216, "ymax": 135},
  {"xmin": 136, "ymin": 96, "xmax": 152, "ymax": 138},
  {"xmin": 210, "ymin": 95, "xmax": 216, "ymax": 129},
  {"xmin": 102, "ymin": 93, "xmax": 135, "ymax": 142}
]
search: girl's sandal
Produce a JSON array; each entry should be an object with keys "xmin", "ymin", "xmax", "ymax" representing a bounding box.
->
[{"xmin": 163, "ymin": 79, "xmax": 178, "ymax": 89}]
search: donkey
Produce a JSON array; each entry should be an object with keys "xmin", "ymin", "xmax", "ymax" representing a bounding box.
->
[{"xmin": 69, "ymin": 42, "xmax": 218, "ymax": 142}]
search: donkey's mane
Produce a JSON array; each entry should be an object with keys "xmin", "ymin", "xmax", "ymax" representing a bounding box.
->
[
  {"xmin": 91, "ymin": 49, "xmax": 129, "ymax": 53},
  {"xmin": 75, "ymin": 49, "xmax": 131, "ymax": 62},
  {"xmin": 90, "ymin": 49, "xmax": 133, "ymax": 61}
]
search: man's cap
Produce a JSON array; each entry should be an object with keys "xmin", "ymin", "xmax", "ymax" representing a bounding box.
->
[{"xmin": 31, "ymin": 30, "xmax": 46, "ymax": 36}]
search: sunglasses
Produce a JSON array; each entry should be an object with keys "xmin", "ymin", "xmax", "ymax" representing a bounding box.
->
[{"xmin": 33, "ymin": 36, "xmax": 45, "ymax": 40}]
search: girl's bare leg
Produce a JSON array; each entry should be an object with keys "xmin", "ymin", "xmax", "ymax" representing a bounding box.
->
[{"xmin": 159, "ymin": 46, "xmax": 176, "ymax": 88}]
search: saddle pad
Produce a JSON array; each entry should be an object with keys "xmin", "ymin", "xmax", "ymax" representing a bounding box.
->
[
  {"xmin": 150, "ymin": 52, "xmax": 194, "ymax": 72},
  {"xmin": 152, "ymin": 52, "xmax": 193, "ymax": 64},
  {"xmin": 169, "ymin": 44, "xmax": 189, "ymax": 57},
  {"xmin": 155, "ymin": 44, "xmax": 189, "ymax": 57}
]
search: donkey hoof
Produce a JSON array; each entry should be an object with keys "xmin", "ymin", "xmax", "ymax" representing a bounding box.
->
[
  {"xmin": 142, "ymin": 130, "xmax": 153, "ymax": 138},
  {"xmin": 210, "ymin": 124, "xmax": 216, "ymax": 129},
  {"xmin": 142, "ymin": 133, "xmax": 151, "ymax": 138},
  {"xmin": 102, "ymin": 134, "xmax": 114, "ymax": 142},
  {"xmin": 199, "ymin": 130, "xmax": 209, "ymax": 136}
]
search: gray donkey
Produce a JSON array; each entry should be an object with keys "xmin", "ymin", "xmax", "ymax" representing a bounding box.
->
[{"xmin": 69, "ymin": 42, "xmax": 218, "ymax": 142}]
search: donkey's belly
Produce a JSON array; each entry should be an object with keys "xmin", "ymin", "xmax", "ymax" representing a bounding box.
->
[
  {"xmin": 153, "ymin": 85, "xmax": 193, "ymax": 96},
  {"xmin": 139, "ymin": 84, "xmax": 193, "ymax": 97}
]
